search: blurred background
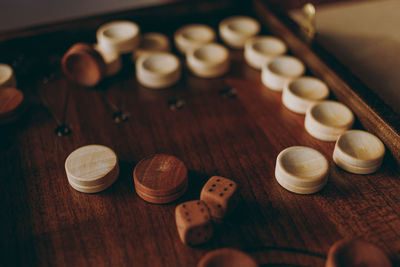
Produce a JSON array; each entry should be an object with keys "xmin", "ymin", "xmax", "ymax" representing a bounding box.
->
[
  {"xmin": 0, "ymin": 0, "xmax": 346, "ymax": 32},
  {"xmin": 0, "ymin": 0, "xmax": 177, "ymax": 32},
  {"xmin": 0, "ymin": 0, "xmax": 398, "ymax": 112}
]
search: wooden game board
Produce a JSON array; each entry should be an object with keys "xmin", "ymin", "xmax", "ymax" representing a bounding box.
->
[{"xmin": 0, "ymin": 0, "xmax": 399, "ymax": 266}]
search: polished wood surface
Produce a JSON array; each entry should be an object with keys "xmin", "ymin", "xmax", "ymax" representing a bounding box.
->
[{"xmin": 1, "ymin": 1, "xmax": 399, "ymax": 266}]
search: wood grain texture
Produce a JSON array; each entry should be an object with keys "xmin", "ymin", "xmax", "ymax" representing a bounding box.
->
[{"xmin": 0, "ymin": 1, "xmax": 399, "ymax": 266}]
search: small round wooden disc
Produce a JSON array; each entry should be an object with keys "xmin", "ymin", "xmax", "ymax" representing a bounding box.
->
[
  {"xmin": 133, "ymin": 154, "xmax": 187, "ymax": 197},
  {"xmin": 0, "ymin": 88, "xmax": 24, "ymax": 117},
  {"xmin": 326, "ymin": 239, "xmax": 392, "ymax": 267},
  {"xmin": 336, "ymin": 130, "xmax": 385, "ymax": 164},
  {"xmin": 62, "ymin": 43, "xmax": 106, "ymax": 87},
  {"xmin": 65, "ymin": 145, "xmax": 118, "ymax": 187},
  {"xmin": 198, "ymin": 248, "xmax": 258, "ymax": 267},
  {"xmin": 309, "ymin": 101, "xmax": 354, "ymax": 131},
  {"xmin": 276, "ymin": 146, "xmax": 329, "ymax": 190}
]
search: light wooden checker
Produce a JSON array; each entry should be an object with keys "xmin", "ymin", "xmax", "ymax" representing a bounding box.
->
[
  {"xmin": 174, "ymin": 24, "xmax": 216, "ymax": 54},
  {"xmin": 244, "ymin": 35, "xmax": 287, "ymax": 70},
  {"xmin": 97, "ymin": 20, "xmax": 140, "ymax": 54},
  {"xmin": 219, "ymin": 16, "xmax": 260, "ymax": 49},
  {"xmin": 261, "ymin": 55, "xmax": 305, "ymax": 91},
  {"xmin": 305, "ymin": 100, "xmax": 354, "ymax": 142},
  {"xmin": 275, "ymin": 146, "xmax": 329, "ymax": 194},
  {"xmin": 65, "ymin": 145, "xmax": 119, "ymax": 193},
  {"xmin": 94, "ymin": 43, "xmax": 122, "ymax": 77},
  {"xmin": 187, "ymin": 43, "xmax": 230, "ymax": 78},
  {"xmin": 132, "ymin": 32, "xmax": 171, "ymax": 61},
  {"xmin": 282, "ymin": 76, "xmax": 330, "ymax": 114},
  {"xmin": 67, "ymin": 167, "xmax": 119, "ymax": 194},
  {"xmin": 333, "ymin": 130, "xmax": 385, "ymax": 174}
]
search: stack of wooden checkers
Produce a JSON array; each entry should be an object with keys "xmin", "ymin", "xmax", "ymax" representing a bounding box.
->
[
  {"xmin": 275, "ymin": 146, "xmax": 329, "ymax": 194},
  {"xmin": 133, "ymin": 154, "xmax": 188, "ymax": 204},
  {"xmin": 0, "ymin": 87, "xmax": 25, "ymax": 124},
  {"xmin": 65, "ymin": 145, "xmax": 119, "ymax": 193}
]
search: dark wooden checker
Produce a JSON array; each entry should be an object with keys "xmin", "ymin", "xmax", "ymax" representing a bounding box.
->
[
  {"xmin": 0, "ymin": 88, "xmax": 24, "ymax": 116},
  {"xmin": 0, "ymin": 0, "xmax": 399, "ymax": 266},
  {"xmin": 133, "ymin": 154, "xmax": 187, "ymax": 197}
]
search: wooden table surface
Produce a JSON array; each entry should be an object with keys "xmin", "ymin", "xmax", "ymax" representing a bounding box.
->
[{"xmin": 1, "ymin": 1, "xmax": 399, "ymax": 266}]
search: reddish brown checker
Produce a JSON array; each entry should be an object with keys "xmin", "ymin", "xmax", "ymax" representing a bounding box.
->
[
  {"xmin": 133, "ymin": 154, "xmax": 188, "ymax": 197},
  {"xmin": 0, "ymin": 87, "xmax": 23, "ymax": 115},
  {"xmin": 61, "ymin": 42, "xmax": 106, "ymax": 87},
  {"xmin": 0, "ymin": 87, "xmax": 24, "ymax": 123},
  {"xmin": 135, "ymin": 179, "xmax": 188, "ymax": 204},
  {"xmin": 326, "ymin": 239, "xmax": 392, "ymax": 267},
  {"xmin": 198, "ymin": 248, "xmax": 258, "ymax": 267}
]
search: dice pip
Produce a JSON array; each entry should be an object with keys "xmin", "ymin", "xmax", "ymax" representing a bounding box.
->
[
  {"xmin": 175, "ymin": 200, "xmax": 213, "ymax": 245},
  {"xmin": 200, "ymin": 176, "xmax": 239, "ymax": 221}
]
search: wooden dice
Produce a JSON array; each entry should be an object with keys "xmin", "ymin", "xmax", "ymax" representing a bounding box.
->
[
  {"xmin": 200, "ymin": 176, "xmax": 239, "ymax": 221},
  {"xmin": 175, "ymin": 175, "xmax": 239, "ymax": 246},
  {"xmin": 174, "ymin": 24, "xmax": 216, "ymax": 54},
  {"xmin": 187, "ymin": 43, "xmax": 230, "ymax": 78},
  {"xmin": 175, "ymin": 200, "xmax": 213, "ymax": 245},
  {"xmin": 136, "ymin": 52, "xmax": 181, "ymax": 89}
]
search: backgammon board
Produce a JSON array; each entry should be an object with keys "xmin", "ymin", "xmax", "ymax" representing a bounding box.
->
[{"xmin": 1, "ymin": 0, "xmax": 399, "ymax": 266}]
